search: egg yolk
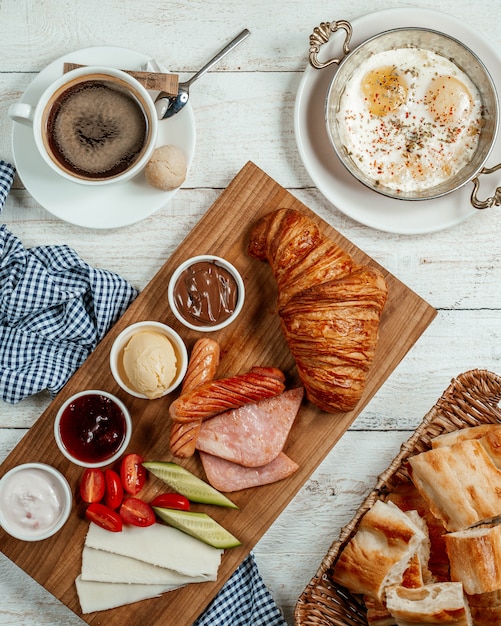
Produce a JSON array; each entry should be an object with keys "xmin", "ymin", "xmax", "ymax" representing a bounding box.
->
[
  {"xmin": 361, "ymin": 66, "xmax": 408, "ymax": 116},
  {"xmin": 425, "ymin": 75, "xmax": 473, "ymax": 124}
]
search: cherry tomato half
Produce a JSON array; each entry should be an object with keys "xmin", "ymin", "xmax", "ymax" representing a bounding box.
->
[
  {"xmin": 104, "ymin": 469, "xmax": 124, "ymax": 509},
  {"xmin": 150, "ymin": 493, "xmax": 190, "ymax": 511},
  {"xmin": 80, "ymin": 468, "xmax": 105, "ymax": 503},
  {"xmin": 85, "ymin": 502, "xmax": 123, "ymax": 532},
  {"xmin": 120, "ymin": 453, "xmax": 146, "ymax": 495},
  {"xmin": 120, "ymin": 497, "xmax": 156, "ymax": 527}
]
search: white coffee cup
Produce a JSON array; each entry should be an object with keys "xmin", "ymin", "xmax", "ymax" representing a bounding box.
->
[{"xmin": 9, "ymin": 66, "xmax": 158, "ymax": 185}]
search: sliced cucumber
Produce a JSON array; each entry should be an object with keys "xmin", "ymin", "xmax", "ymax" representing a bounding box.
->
[
  {"xmin": 143, "ymin": 461, "xmax": 238, "ymax": 509},
  {"xmin": 154, "ymin": 507, "xmax": 241, "ymax": 549}
]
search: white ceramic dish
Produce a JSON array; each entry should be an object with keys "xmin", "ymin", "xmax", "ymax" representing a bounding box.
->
[
  {"xmin": 110, "ymin": 321, "xmax": 188, "ymax": 399},
  {"xmin": 0, "ymin": 463, "xmax": 72, "ymax": 541},
  {"xmin": 11, "ymin": 46, "xmax": 196, "ymax": 229},
  {"xmin": 294, "ymin": 8, "xmax": 501, "ymax": 234},
  {"xmin": 167, "ymin": 254, "xmax": 245, "ymax": 332},
  {"xmin": 54, "ymin": 390, "xmax": 132, "ymax": 467}
]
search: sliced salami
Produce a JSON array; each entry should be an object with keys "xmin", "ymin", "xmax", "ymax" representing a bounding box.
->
[
  {"xmin": 195, "ymin": 387, "xmax": 303, "ymax": 467},
  {"xmin": 200, "ymin": 451, "xmax": 299, "ymax": 492}
]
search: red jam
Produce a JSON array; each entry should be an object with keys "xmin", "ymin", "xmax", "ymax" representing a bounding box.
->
[{"xmin": 58, "ymin": 394, "xmax": 126, "ymax": 464}]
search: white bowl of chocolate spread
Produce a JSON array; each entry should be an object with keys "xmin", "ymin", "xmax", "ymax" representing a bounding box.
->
[{"xmin": 167, "ymin": 255, "xmax": 245, "ymax": 332}]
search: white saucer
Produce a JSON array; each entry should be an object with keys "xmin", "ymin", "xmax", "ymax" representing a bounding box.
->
[
  {"xmin": 294, "ymin": 8, "xmax": 501, "ymax": 234},
  {"xmin": 11, "ymin": 46, "xmax": 196, "ymax": 229}
]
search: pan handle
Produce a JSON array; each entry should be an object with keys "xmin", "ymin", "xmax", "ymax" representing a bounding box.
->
[
  {"xmin": 308, "ymin": 20, "xmax": 352, "ymax": 70},
  {"xmin": 470, "ymin": 163, "xmax": 501, "ymax": 209}
]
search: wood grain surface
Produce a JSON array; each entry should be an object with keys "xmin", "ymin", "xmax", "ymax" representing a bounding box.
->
[{"xmin": 0, "ymin": 161, "xmax": 436, "ymax": 625}]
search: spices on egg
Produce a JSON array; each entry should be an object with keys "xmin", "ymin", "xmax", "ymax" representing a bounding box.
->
[{"xmin": 334, "ymin": 47, "xmax": 482, "ymax": 193}]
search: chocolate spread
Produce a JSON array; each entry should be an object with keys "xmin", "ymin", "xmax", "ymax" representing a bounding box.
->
[{"xmin": 173, "ymin": 261, "xmax": 238, "ymax": 327}]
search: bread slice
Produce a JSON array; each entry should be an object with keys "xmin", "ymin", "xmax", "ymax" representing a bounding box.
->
[
  {"xmin": 332, "ymin": 500, "xmax": 428, "ymax": 601},
  {"xmin": 408, "ymin": 439, "xmax": 501, "ymax": 531},
  {"xmin": 385, "ymin": 582, "xmax": 472, "ymax": 625},
  {"xmin": 431, "ymin": 424, "xmax": 501, "ymax": 449},
  {"xmin": 445, "ymin": 523, "xmax": 501, "ymax": 595},
  {"xmin": 363, "ymin": 527, "xmax": 428, "ymax": 626},
  {"xmin": 364, "ymin": 595, "xmax": 396, "ymax": 626},
  {"xmin": 385, "ymin": 482, "xmax": 449, "ymax": 582},
  {"xmin": 467, "ymin": 588, "xmax": 501, "ymax": 626},
  {"xmin": 432, "ymin": 424, "xmax": 501, "ymax": 469}
]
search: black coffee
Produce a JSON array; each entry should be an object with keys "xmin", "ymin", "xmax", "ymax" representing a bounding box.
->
[{"xmin": 46, "ymin": 78, "xmax": 148, "ymax": 179}]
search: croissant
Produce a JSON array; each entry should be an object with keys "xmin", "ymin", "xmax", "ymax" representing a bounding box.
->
[{"xmin": 248, "ymin": 208, "xmax": 387, "ymax": 413}]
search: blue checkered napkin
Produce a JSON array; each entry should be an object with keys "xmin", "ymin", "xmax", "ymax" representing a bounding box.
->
[
  {"xmin": 0, "ymin": 225, "xmax": 137, "ymax": 403},
  {"xmin": 0, "ymin": 160, "xmax": 15, "ymax": 208},
  {"xmin": 195, "ymin": 552, "xmax": 288, "ymax": 626}
]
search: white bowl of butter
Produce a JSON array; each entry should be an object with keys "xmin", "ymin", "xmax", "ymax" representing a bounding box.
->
[
  {"xmin": 110, "ymin": 320, "xmax": 188, "ymax": 399},
  {"xmin": 0, "ymin": 462, "xmax": 72, "ymax": 541}
]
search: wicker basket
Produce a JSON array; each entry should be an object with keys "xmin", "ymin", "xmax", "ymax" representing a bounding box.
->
[{"xmin": 294, "ymin": 369, "xmax": 501, "ymax": 626}]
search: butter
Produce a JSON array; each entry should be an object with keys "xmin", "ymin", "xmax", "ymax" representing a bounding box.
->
[{"xmin": 122, "ymin": 330, "xmax": 177, "ymax": 399}]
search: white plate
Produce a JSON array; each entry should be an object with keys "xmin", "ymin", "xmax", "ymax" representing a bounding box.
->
[
  {"xmin": 294, "ymin": 8, "xmax": 501, "ymax": 234},
  {"xmin": 11, "ymin": 46, "xmax": 196, "ymax": 229}
]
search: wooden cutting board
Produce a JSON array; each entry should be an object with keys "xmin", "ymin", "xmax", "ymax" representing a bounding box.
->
[{"xmin": 0, "ymin": 161, "xmax": 436, "ymax": 625}]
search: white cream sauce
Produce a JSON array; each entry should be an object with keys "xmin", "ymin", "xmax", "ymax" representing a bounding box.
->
[{"xmin": 0, "ymin": 467, "xmax": 64, "ymax": 535}]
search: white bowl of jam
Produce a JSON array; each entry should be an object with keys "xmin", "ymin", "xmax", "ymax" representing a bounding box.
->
[
  {"xmin": 0, "ymin": 462, "xmax": 72, "ymax": 541},
  {"xmin": 54, "ymin": 390, "xmax": 131, "ymax": 468},
  {"xmin": 168, "ymin": 255, "xmax": 245, "ymax": 332}
]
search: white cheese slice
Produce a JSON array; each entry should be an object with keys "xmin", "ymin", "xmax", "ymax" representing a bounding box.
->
[
  {"xmin": 85, "ymin": 522, "xmax": 223, "ymax": 578},
  {"xmin": 75, "ymin": 575, "xmax": 176, "ymax": 614},
  {"xmin": 81, "ymin": 546, "xmax": 216, "ymax": 584}
]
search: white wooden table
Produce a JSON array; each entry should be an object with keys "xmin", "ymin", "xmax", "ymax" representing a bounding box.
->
[{"xmin": 1, "ymin": 0, "xmax": 500, "ymax": 624}]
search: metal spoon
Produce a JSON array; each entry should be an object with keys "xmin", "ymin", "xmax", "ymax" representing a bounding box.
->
[{"xmin": 155, "ymin": 28, "xmax": 250, "ymax": 119}]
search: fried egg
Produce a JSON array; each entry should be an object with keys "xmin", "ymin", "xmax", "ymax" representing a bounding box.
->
[
  {"xmin": 425, "ymin": 75, "xmax": 474, "ymax": 124},
  {"xmin": 334, "ymin": 48, "xmax": 483, "ymax": 193},
  {"xmin": 361, "ymin": 66, "xmax": 408, "ymax": 116}
]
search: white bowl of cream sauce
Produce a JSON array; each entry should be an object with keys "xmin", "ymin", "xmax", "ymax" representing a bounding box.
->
[{"xmin": 0, "ymin": 462, "xmax": 72, "ymax": 541}]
